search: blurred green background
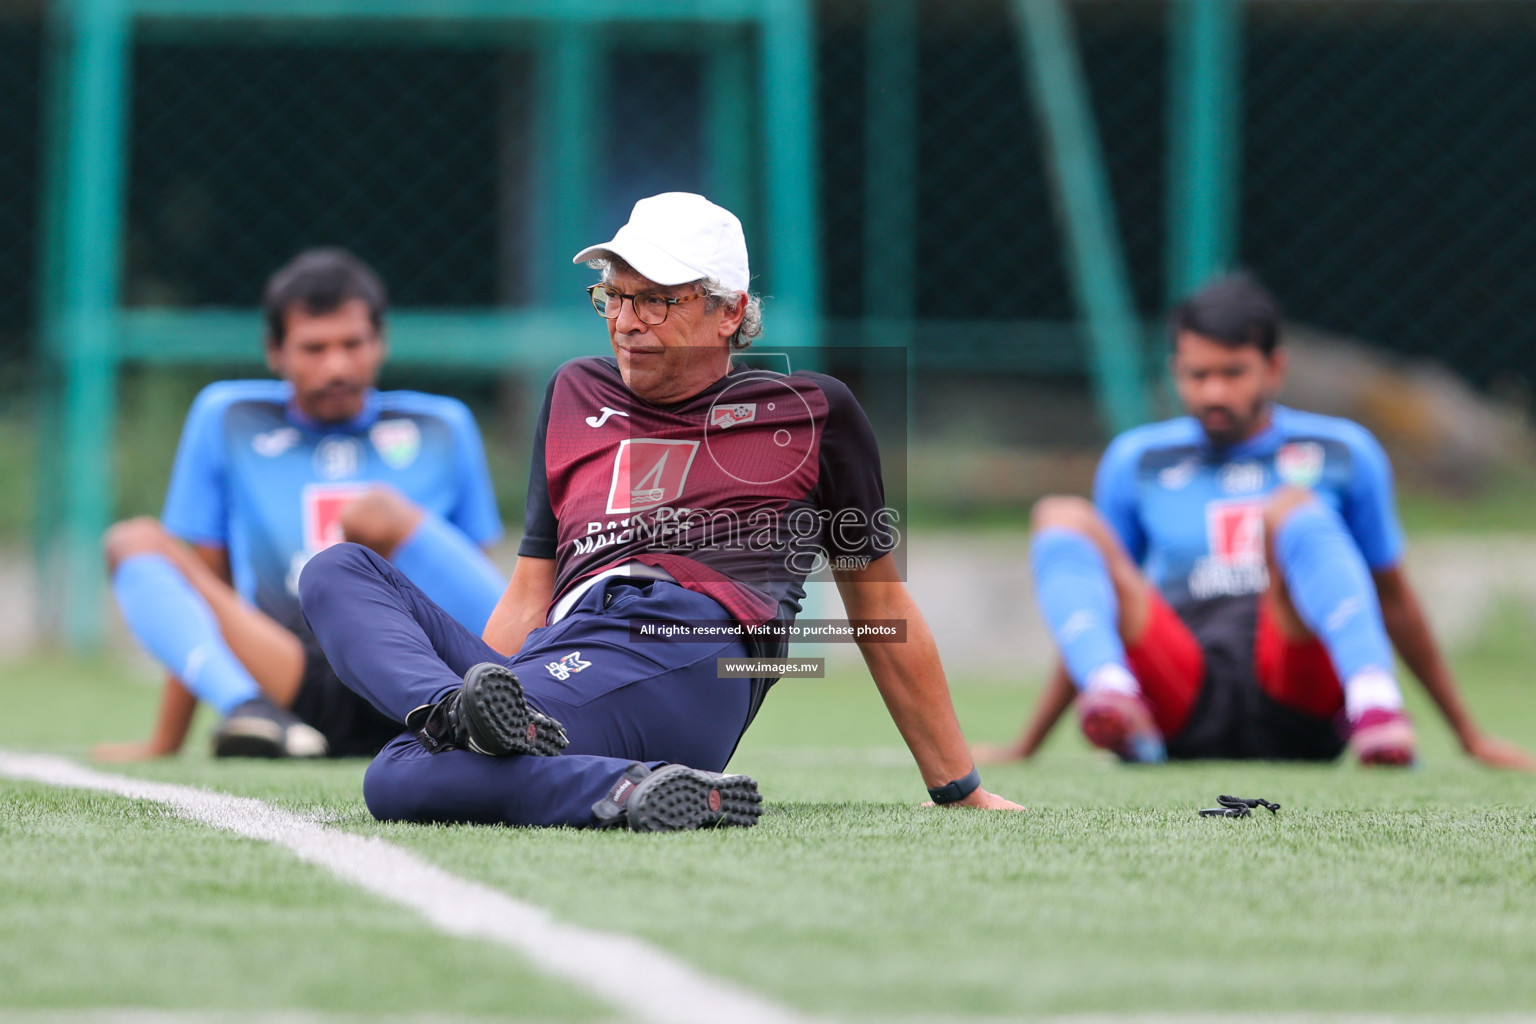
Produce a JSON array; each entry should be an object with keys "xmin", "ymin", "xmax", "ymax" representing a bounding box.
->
[{"xmin": 5, "ymin": 0, "xmax": 1536, "ymax": 648}]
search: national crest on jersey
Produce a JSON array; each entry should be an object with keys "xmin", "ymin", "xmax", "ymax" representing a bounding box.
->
[
  {"xmin": 370, "ymin": 418, "xmax": 422, "ymax": 469},
  {"xmin": 1276, "ymin": 441, "xmax": 1325, "ymax": 488},
  {"xmin": 1097, "ymin": 406, "xmax": 1404, "ymax": 615}
]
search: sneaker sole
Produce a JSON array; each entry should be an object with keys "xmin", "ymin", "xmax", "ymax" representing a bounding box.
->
[
  {"xmin": 213, "ymin": 718, "xmax": 328, "ymax": 759},
  {"xmin": 1359, "ymin": 746, "xmax": 1415, "ymax": 767},
  {"xmin": 212, "ymin": 719, "xmax": 285, "ymax": 759},
  {"xmin": 626, "ymin": 765, "xmax": 763, "ymax": 832},
  {"xmin": 1354, "ymin": 721, "xmax": 1417, "ymax": 767},
  {"xmin": 461, "ymin": 663, "xmax": 569, "ymax": 757},
  {"xmin": 1080, "ymin": 699, "xmax": 1166, "ymax": 763},
  {"xmin": 1080, "ymin": 704, "xmax": 1131, "ymax": 753}
]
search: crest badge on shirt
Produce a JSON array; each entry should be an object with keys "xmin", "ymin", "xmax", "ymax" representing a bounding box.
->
[
  {"xmin": 370, "ymin": 418, "xmax": 421, "ymax": 470},
  {"xmin": 1276, "ymin": 442, "xmax": 1324, "ymax": 488},
  {"xmin": 314, "ymin": 436, "xmax": 363, "ymax": 481},
  {"xmin": 710, "ymin": 403, "xmax": 757, "ymax": 430}
]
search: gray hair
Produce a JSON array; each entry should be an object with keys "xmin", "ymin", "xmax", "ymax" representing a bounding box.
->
[{"xmin": 589, "ymin": 257, "xmax": 764, "ymax": 350}]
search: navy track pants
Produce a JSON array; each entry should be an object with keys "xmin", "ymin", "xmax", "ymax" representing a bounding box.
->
[{"xmin": 299, "ymin": 543, "xmax": 752, "ymax": 827}]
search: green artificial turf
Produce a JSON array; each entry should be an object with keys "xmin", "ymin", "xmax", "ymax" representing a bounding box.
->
[
  {"xmin": 0, "ymin": 781, "xmax": 607, "ymax": 1020},
  {"xmin": 2, "ymin": 605, "xmax": 1536, "ymax": 1019}
]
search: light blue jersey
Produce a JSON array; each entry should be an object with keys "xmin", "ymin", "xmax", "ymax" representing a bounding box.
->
[
  {"xmin": 162, "ymin": 380, "xmax": 502, "ymax": 635},
  {"xmin": 1094, "ymin": 404, "xmax": 1403, "ymax": 613}
]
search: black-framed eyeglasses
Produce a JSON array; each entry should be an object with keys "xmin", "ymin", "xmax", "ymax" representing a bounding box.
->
[{"xmin": 587, "ymin": 284, "xmax": 704, "ymax": 326}]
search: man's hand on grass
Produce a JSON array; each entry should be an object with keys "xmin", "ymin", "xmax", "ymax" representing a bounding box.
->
[
  {"xmin": 923, "ymin": 788, "xmax": 1025, "ymax": 811},
  {"xmin": 970, "ymin": 742, "xmax": 1029, "ymax": 765},
  {"xmin": 91, "ymin": 740, "xmax": 175, "ymax": 762},
  {"xmin": 1464, "ymin": 733, "xmax": 1536, "ymax": 771}
]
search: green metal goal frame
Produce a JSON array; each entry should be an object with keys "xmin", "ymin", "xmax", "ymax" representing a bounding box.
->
[
  {"xmin": 36, "ymin": 0, "xmax": 820, "ymax": 647},
  {"xmin": 36, "ymin": 0, "xmax": 1240, "ymax": 648}
]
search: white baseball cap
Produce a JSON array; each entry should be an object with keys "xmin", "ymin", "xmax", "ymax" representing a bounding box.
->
[{"xmin": 572, "ymin": 192, "xmax": 750, "ymax": 294}]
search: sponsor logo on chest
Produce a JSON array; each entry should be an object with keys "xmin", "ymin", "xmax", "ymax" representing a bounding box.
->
[
  {"xmin": 301, "ymin": 483, "xmax": 372, "ymax": 553},
  {"xmin": 605, "ymin": 438, "xmax": 701, "ymax": 514},
  {"xmin": 1206, "ymin": 499, "xmax": 1266, "ymax": 565},
  {"xmin": 1188, "ymin": 498, "xmax": 1269, "ymax": 599}
]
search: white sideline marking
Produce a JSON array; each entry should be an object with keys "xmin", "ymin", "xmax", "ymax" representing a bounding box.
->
[
  {"xmin": 48, "ymin": 1017, "xmax": 1474, "ymax": 1024},
  {"xmin": 0, "ymin": 752, "xmax": 817, "ymax": 1024},
  {"xmin": 0, "ymin": 1015, "xmax": 517, "ymax": 1023}
]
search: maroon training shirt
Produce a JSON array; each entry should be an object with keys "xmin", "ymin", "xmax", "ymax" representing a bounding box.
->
[{"xmin": 519, "ymin": 356, "xmax": 896, "ymax": 628}]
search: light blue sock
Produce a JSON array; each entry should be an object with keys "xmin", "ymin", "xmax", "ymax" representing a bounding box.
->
[
  {"xmin": 389, "ymin": 513, "xmax": 506, "ymax": 635},
  {"xmin": 1274, "ymin": 502, "xmax": 1399, "ymax": 707},
  {"xmin": 1030, "ymin": 528, "xmax": 1129, "ymax": 691},
  {"xmin": 112, "ymin": 553, "xmax": 261, "ymax": 715}
]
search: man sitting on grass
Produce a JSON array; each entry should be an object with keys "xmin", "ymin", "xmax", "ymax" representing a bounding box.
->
[
  {"xmin": 298, "ymin": 193, "xmax": 1023, "ymax": 830},
  {"xmin": 983, "ymin": 272, "xmax": 1536, "ymax": 768},
  {"xmin": 96, "ymin": 249, "xmax": 507, "ymax": 761}
]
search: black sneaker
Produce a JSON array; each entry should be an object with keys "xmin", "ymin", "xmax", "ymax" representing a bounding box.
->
[
  {"xmin": 591, "ymin": 763, "xmax": 763, "ymax": 832},
  {"xmin": 212, "ymin": 696, "xmax": 328, "ymax": 759},
  {"xmin": 404, "ymin": 662, "xmax": 568, "ymax": 757}
]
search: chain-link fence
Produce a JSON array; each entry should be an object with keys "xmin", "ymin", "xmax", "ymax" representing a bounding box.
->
[
  {"xmin": 123, "ymin": 38, "xmax": 735, "ymax": 311},
  {"xmin": 116, "ymin": 37, "xmax": 533, "ymax": 518},
  {"xmin": 820, "ymin": 1, "xmax": 1169, "ymax": 324},
  {"xmin": 7, "ymin": 1, "xmax": 1536, "ymax": 560},
  {"xmin": 1244, "ymin": 1, "xmax": 1536, "ymax": 393},
  {"xmin": 125, "ymin": 43, "xmax": 505, "ymax": 309},
  {"xmin": 0, "ymin": 14, "xmax": 40, "ymax": 541}
]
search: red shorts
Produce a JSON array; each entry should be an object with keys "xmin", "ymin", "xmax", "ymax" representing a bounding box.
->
[{"xmin": 1125, "ymin": 590, "xmax": 1344, "ymax": 739}]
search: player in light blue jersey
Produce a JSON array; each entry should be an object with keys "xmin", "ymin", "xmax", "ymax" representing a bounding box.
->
[
  {"xmin": 93, "ymin": 249, "xmax": 508, "ymax": 761},
  {"xmin": 985, "ymin": 272, "xmax": 1534, "ymax": 768}
]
